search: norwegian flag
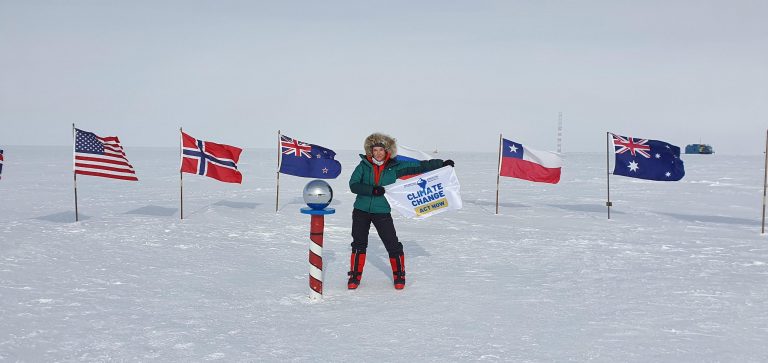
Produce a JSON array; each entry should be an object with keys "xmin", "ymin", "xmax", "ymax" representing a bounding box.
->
[
  {"xmin": 181, "ymin": 131, "xmax": 243, "ymax": 184},
  {"xmin": 279, "ymin": 134, "xmax": 341, "ymax": 179},
  {"xmin": 611, "ymin": 133, "xmax": 684, "ymax": 181},
  {"xmin": 74, "ymin": 128, "xmax": 138, "ymax": 181}
]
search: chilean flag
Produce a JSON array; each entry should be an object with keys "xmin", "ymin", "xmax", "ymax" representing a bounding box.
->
[
  {"xmin": 181, "ymin": 131, "xmax": 243, "ymax": 184},
  {"xmin": 499, "ymin": 138, "xmax": 562, "ymax": 184}
]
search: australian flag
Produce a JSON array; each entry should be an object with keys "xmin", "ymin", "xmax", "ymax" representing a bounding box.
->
[
  {"xmin": 279, "ymin": 134, "xmax": 341, "ymax": 179},
  {"xmin": 611, "ymin": 133, "xmax": 685, "ymax": 181}
]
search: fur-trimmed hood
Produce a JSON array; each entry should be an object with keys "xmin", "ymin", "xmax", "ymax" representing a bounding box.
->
[{"xmin": 363, "ymin": 133, "xmax": 397, "ymax": 158}]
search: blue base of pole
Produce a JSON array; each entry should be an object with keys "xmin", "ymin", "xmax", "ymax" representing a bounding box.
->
[{"xmin": 300, "ymin": 207, "xmax": 336, "ymax": 215}]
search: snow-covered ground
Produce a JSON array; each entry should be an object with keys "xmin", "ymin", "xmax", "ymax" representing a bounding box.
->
[{"xmin": 1, "ymin": 146, "xmax": 767, "ymax": 361}]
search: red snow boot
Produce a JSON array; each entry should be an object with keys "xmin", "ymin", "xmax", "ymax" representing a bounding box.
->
[
  {"xmin": 389, "ymin": 254, "xmax": 406, "ymax": 290},
  {"xmin": 347, "ymin": 252, "xmax": 366, "ymax": 289}
]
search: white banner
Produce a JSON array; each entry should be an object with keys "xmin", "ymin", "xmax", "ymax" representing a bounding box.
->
[{"xmin": 384, "ymin": 166, "xmax": 462, "ymax": 219}]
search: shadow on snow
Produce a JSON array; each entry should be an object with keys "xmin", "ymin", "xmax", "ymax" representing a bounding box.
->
[
  {"xmin": 34, "ymin": 211, "xmax": 88, "ymax": 223},
  {"xmin": 655, "ymin": 212, "xmax": 758, "ymax": 226},
  {"xmin": 125, "ymin": 205, "xmax": 178, "ymax": 216},
  {"xmin": 359, "ymin": 239, "xmax": 431, "ymax": 278},
  {"xmin": 547, "ymin": 203, "xmax": 625, "ymax": 214},
  {"xmin": 213, "ymin": 200, "xmax": 261, "ymax": 209},
  {"xmin": 464, "ymin": 199, "xmax": 530, "ymax": 214}
]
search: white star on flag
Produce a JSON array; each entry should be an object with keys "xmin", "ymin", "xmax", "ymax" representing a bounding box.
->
[
  {"xmin": 322, "ymin": 168, "xmax": 328, "ymax": 174},
  {"xmin": 628, "ymin": 160, "xmax": 639, "ymax": 172},
  {"xmin": 665, "ymin": 171, "xmax": 671, "ymax": 177},
  {"xmin": 509, "ymin": 145, "xmax": 518, "ymax": 153},
  {"xmin": 655, "ymin": 153, "xmax": 661, "ymax": 158}
]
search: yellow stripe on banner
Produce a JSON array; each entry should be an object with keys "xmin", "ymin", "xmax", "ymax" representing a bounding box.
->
[{"xmin": 414, "ymin": 197, "xmax": 449, "ymax": 216}]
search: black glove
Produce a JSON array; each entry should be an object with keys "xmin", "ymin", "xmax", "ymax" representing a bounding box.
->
[
  {"xmin": 442, "ymin": 159, "xmax": 455, "ymax": 167},
  {"xmin": 372, "ymin": 186, "xmax": 385, "ymax": 196}
]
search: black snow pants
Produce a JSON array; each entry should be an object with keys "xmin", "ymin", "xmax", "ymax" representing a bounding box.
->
[{"xmin": 351, "ymin": 208, "xmax": 403, "ymax": 257}]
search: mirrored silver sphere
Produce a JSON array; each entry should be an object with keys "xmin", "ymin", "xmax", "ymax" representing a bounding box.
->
[{"xmin": 303, "ymin": 180, "xmax": 333, "ymax": 210}]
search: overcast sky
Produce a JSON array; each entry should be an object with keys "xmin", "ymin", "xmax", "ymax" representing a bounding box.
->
[{"xmin": 1, "ymin": 1, "xmax": 766, "ymax": 153}]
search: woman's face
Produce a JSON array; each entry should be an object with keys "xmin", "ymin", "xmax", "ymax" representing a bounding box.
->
[{"xmin": 372, "ymin": 146, "xmax": 386, "ymax": 161}]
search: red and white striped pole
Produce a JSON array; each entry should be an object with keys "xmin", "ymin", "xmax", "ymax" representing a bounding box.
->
[
  {"xmin": 301, "ymin": 180, "xmax": 335, "ymax": 301},
  {"xmin": 301, "ymin": 207, "xmax": 335, "ymax": 301},
  {"xmin": 308, "ymin": 214, "xmax": 324, "ymax": 300}
]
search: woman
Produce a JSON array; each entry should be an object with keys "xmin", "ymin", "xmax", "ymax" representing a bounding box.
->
[{"xmin": 347, "ymin": 133, "xmax": 454, "ymax": 290}]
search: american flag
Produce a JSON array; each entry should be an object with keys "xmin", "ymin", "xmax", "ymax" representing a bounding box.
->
[{"xmin": 74, "ymin": 128, "xmax": 138, "ymax": 181}]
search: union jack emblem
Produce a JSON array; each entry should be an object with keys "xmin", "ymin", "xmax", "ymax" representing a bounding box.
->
[
  {"xmin": 281, "ymin": 135, "xmax": 312, "ymax": 158},
  {"xmin": 613, "ymin": 134, "xmax": 651, "ymax": 158}
]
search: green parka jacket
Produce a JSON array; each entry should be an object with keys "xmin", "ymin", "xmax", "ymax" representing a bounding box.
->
[{"xmin": 349, "ymin": 154, "xmax": 444, "ymax": 213}]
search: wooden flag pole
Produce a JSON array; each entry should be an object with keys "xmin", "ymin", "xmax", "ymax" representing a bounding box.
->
[
  {"xmin": 495, "ymin": 133, "xmax": 502, "ymax": 215},
  {"xmin": 606, "ymin": 132, "xmax": 612, "ymax": 219},
  {"xmin": 180, "ymin": 127, "xmax": 184, "ymax": 220},
  {"xmin": 762, "ymin": 129, "xmax": 767, "ymax": 234},
  {"xmin": 276, "ymin": 130, "xmax": 281, "ymax": 212},
  {"xmin": 73, "ymin": 123, "xmax": 79, "ymax": 222}
]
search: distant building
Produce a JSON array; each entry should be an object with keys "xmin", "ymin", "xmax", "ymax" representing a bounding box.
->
[{"xmin": 685, "ymin": 144, "xmax": 714, "ymax": 154}]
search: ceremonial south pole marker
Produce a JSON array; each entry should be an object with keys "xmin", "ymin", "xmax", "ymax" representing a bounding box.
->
[
  {"xmin": 300, "ymin": 207, "xmax": 335, "ymax": 300},
  {"xmin": 300, "ymin": 180, "xmax": 335, "ymax": 301}
]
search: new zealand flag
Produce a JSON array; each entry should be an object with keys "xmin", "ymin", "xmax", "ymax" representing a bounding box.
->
[
  {"xmin": 611, "ymin": 133, "xmax": 685, "ymax": 181},
  {"xmin": 279, "ymin": 135, "xmax": 341, "ymax": 179}
]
